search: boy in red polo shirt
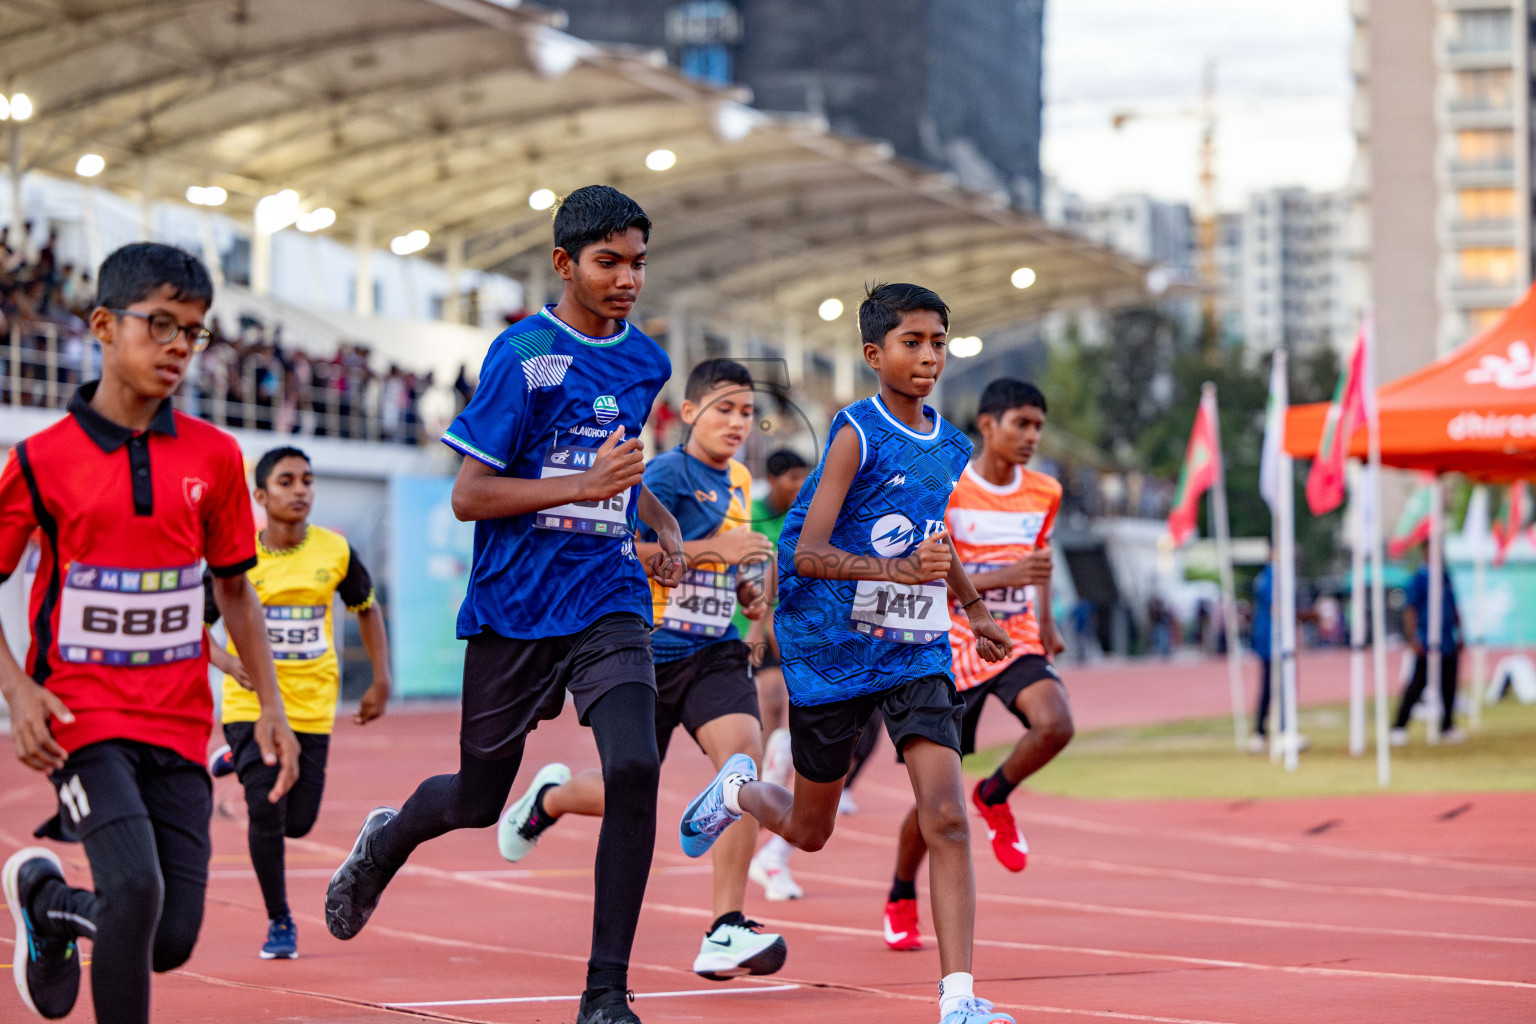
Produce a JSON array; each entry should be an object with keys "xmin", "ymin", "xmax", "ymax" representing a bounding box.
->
[{"xmin": 0, "ymin": 243, "xmax": 299, "ymax": 1024}]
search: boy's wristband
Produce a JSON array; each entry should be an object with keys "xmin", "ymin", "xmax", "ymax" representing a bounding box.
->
[{"xmin": 961, "ymin": 596, "xmax": 985, "ymax": 612}]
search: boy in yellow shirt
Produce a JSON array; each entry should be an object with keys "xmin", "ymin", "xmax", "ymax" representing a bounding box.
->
[{"xmin": 209, "ymin": 446, "xmax": 391, "ymax": 959}]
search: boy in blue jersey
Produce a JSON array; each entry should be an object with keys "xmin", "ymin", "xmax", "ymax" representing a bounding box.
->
[
  {"xmin": 499, "ymin": 358, "xmax": 788, "ymax": 982},
  {"xmin": 325, "ymin": 186, "xmax": 686, "ymax": 1024},
  {"xmin": 678, "ymin": 283, "xmax": 1017, "ymax": 1024}
]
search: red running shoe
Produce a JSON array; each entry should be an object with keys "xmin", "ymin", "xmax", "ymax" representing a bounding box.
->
[
  {"xmin": 972, "ymin": 781, "xmax": 1028, "ymax": 872},
  {"xmin": 883, "ymin": 898, "xmax": 922, "ymax": 951}
]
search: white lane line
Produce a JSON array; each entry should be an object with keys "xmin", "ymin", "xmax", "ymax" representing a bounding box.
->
[
  {"xmin": 386, "ymin": 984, "xmax": 800, "ymax": 1008},
  {"xmin": 782, "ymin": 866, "xmax": 1536, "ymax": 946},
  {"xmin": 1051, "ymin": 856, "xmax": 1536, "ymax": 910},
  {"xmin": 284, "ymin": 837, "xmax": 1536, "ymax": 992}
]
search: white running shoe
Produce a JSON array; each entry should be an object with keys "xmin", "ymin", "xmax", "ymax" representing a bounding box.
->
[
  {"xmin": 497, "ymin": 763, "xmax": 570, "ymax": 863},
  {"xmin": 1389, "ymin": 727, "xmax": 1408, "ymax": 748},
  {"xmin": 762, "ymin": 728, "xmax": 793, "ymax": 788},
  {"xmin": 749, "ymin": 849, "xmax": 804, "ymax": 901},
  {"xmin": 692, "ymin": 917, "xmax": 787, "ymax": 980},
  {"xmin": 1441, "ymin": 727, "xmax": 1468, "ymax": 744},
  {"xmin": 838, "ymin": 789, "xmax": 859, "ymax": 815}
]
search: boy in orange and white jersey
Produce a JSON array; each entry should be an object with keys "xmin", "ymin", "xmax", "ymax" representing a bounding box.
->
[{"xmin": 882, "ymin": 378, "xmax": 1073, "ymax": 952}]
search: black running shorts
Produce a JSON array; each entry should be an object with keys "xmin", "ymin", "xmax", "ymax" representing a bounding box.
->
[
  {"xmin": 36, "ymin": 739, "xmax": 212, "ymax": 849},
  {"xmin": 459, "ymin": 613, "xmax": 656, "ymax": 760},
  {"xmin": 653, "ymin": 640, "xmax": 761, "ymax": 760},
  {"xmin": 787, "ymin": 673, "xmax": 963, "ymax": 784},
  {"xmin": 958, "ymin": 654, "xmax": 1062, "ymax": 756}
]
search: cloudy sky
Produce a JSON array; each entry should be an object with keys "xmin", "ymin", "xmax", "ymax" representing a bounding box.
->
[{"xmin": 1041, "ymin": 0, "xmax": 1354, "ymax": 209}]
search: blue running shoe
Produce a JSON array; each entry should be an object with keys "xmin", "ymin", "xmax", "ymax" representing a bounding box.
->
[
  {"xmin": 4, "ymin": 847, "xmax": 81, "ymax": 1019},
  {"xmin": 941, "ymin": 998, "xmax": 1015, "ymax": 1024},
  {"xmin": 260, "ymin": 913, "xmax": 297, "ymax": 959},
  {"xmin": 208, "ymin": 744, "xmax": 235, "ymax": 779},
  {"xmin": 679, "ymin": 753, "xmax": 755, "ymax": 858}
]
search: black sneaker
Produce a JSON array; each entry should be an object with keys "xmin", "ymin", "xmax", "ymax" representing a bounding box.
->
[
  {"xmin": 208, "ymin": 744, "xmax": 236, "ymax": 779},
  {"xmin": 325, "ymin": 807, "xmax": 400, "ymax": 940},
  {"xmin": 3, "ymin": 848, "xmax": 81, "ymax": 1019},
  {"xmin": 576, "ymin": 987, "xmax": 642, "ymax": 1024}
]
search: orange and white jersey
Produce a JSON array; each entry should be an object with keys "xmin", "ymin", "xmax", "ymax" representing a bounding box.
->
[{"xmin": 946, "ymin": 462, "xmax": 1062, "ymax": 691}]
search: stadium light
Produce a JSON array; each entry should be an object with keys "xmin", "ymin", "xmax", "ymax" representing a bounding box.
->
[
  {"xmin": 391, "ymin": 229, "xmax": 430, "ymax": 256},
  {"xmin": 254, "ymin": 189, "xmax": 301, "ymax": 234},
  {"xmin": 74, "ymin": 154, "xmax": 105, "ymax": 178},
  {"xmin": 2, "ymin": 93, "xmax": 34, "ymax": 121},
  {"xmin": 186, "ymin": 185, "xmax": 229, "ymax": 207},
  {"xmin": 529, "ymin": 188, "xmax": 557, "ymax": 211},
  {"xmin": 645, "ymin": 149, "xmax": 677, "ymax": 172},
  {"xmin": 296, "ymin": 207, "xmax": 336, "ymax": 233},
  {"xmin": 818, "ymin": 298, "xmax": 844, "ymax": 321},
  {"xmin": 1011, "ymin": 266, "xmax": 1037, "ymax": 289},
  {"xmin": 950, "ymin": 335, "xmax": 983, "ymax": 358}
]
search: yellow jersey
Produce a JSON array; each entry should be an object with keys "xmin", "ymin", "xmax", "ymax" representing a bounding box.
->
[{"xmin": 221, "ymin": 524, "xmax": 375, "ymax": 734}]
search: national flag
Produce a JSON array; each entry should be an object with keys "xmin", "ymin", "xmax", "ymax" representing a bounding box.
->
[
  {"xmin": 1493, "ymin": 482, "xmax": 1530, "ymax": 567},
  {"xmin": 1306, "ymin": 316, "xmax": 1370, "ymax": 515},
  {"xmin": 1166, "ymin": 393, "xmax": 1221, "ymax": 547},
  {"xmin": 1388, "ymin": 476, "xmax": 1435, "ymax": 558},
  {"xmin": 1259, "ymin": 351, "xmax": 1287, "ymax": 514}
]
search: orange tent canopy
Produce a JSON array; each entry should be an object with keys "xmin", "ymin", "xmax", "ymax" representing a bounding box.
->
[{"xmin": 1285, "ymin": 285, "xmax": 1536, "ymax": 482}]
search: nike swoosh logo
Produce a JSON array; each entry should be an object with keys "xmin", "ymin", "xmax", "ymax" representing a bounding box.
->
[
  {"xmin": 883, "ymin": 920, "xmax": 910, "ymax": 944},
  {"xmin": 707, "ymin": 937, "xmax": 734, "ymax": 947}
]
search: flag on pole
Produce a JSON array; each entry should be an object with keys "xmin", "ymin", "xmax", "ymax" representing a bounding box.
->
[
  {"xmin": 1493, "ymin": 482, "xmax": 1530, "ymax": 567},
  {"xmin": 1259, "ymin": 351, "xmax": 1287, "ymax": 514},
  {"xmin": 1388, "ymin": 476, "xmax": 1436, "ymax": 558},
  {"xmin": 1166, "ymin": 393, "xmax": 1220, "ymax": 547},
  {"xmin": 1306, "ymin": 316, "xmax": 1370, "ymax": 515}
]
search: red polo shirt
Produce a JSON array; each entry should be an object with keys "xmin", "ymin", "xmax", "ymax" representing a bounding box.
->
[{"xmin": 0, "ymin": 383, "xmax": 256, "ymax": 765}]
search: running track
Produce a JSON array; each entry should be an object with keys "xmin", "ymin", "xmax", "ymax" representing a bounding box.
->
[{"xmin": 1, "ymin": 653, "xmax": 1533, "ymax": 1023}]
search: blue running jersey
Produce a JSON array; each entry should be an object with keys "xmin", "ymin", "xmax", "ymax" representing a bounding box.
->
[
  {"xmin": 442, "ymin": 305, "xmax": 671, "ymax": 640},
  {"xmin": 639, "ymin": 447, "xmax": 753, "ymax": 663},
  {"xmin": 774, "ymin": 396, "xmax": 972, "ymax": 705}
]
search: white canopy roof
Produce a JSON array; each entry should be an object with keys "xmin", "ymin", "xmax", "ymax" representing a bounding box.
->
[{"xmin": 2, "ymin": 0, "xmax": 1147, "ymax": 343}]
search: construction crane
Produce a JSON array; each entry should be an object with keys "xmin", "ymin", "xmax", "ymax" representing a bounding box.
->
[{"xmin": 1111, "ymin": 58, "xmax": 1220, "ymax": 359}]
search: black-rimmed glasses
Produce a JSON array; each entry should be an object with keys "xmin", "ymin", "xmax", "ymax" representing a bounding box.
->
[{"xmin": 109, "ymin": 310, "xmax": 212, "ymax": 353}]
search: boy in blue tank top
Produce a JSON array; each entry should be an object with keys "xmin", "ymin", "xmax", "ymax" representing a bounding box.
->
[{"xmin": 678, "ymin": 283, "xmax": 1017, "ymax": 1024}]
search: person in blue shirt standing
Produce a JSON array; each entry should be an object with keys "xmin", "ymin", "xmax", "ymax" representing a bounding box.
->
[
  {"xmin": 677, "ymin": 283, "xmax": 1018, "ymax": 1024},
  {"xmin": 496, "ymin": 358, "xmax": 788, "ymax": 983},
  {"xmin": 1249, "ymin": 564, "xmax": 1274, "ymax": 753},
  {"xmin": 325, "ymin": 186, "xmax": 686, "ymax": 1024},
  {"xmin": 1392, "ymin": 564, "xmax": 1464, "ymax": 745}
]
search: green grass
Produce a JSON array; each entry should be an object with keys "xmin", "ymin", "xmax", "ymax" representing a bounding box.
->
[{"xmin": 966, "ymin": 698, "xmax": 1536, "ymax": 801}]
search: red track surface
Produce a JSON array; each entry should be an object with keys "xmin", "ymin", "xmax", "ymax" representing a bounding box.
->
[{"xmin": 2, "ymin": 653, "xmax": 1534, "ymax": 1023}]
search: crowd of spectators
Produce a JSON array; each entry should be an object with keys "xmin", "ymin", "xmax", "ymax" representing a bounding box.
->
[{"xmin": 1, "ymin": 223, "xmax": 429, "ymax": 444}]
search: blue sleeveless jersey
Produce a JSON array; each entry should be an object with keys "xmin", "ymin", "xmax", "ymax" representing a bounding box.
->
[
  {"xmin": 442, "ymin": 306, "xmax": 671, "ymax": 640},
  {"xmin": 774, "ymin": 396, "xmax": 972, "ymax": 705}
]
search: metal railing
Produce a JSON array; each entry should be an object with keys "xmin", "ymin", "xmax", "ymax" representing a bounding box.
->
[{"xmin": 4, "ymin": 322, "xmax": 426, "ymax": 445}]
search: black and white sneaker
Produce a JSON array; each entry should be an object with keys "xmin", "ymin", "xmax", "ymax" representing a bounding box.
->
[
  {"xmin": 692, "ymin": 914, "xmax": 787, "ymax": 980},
  {"xmin": 4, "ymin": 848, "xmax": 81, "ymax": 1019},
  {"xmin": 575, "ymin": 987, "xmax": 642, "ymax": 1024},
  {"xmin": 208, "ymin": 744, "xmax": 236, "ymax": 779},
  {"xmin": 325, "ymin": 807, "xmax": 400, "ymax": 940}
]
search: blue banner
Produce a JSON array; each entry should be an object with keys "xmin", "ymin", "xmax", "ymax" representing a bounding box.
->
[{"xmin": 389, "ymin": 475, "xmax": 473, "ymax": 698}]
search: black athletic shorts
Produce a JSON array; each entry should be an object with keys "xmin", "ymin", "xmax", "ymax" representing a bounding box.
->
[
  {"xmin": 223, "ymin": 720, "xmax": 331, "ymax": 797},
  {"xmin": 35, "ymin": 739, "xmax": 212, "ymax": 855},
  {"xmin": 460, "ymin": 613, "xmax": 656, "ymax": 760},
  {"xmin": 654, "ymin": 640, "xmax": 761, "ymax": 760},
  {"xmin": 959, "ymin": 654, "xmax": 1061, "ymax": 756},
  {"xmin": 788, "ymin": 673, "xmax": 964, "ymax": 784}
]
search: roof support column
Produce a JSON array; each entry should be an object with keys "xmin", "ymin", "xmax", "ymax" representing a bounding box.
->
[
  {"xmin": 353, "ymin": 215, "xmax": 374, "ymax": 316},
  {"xmin": 666, "ymin": 298, "xmax": 690, "ymax": 402},
  {"xmin": 7, "ymin": 128, "xmax": 22, "ymax": 245},
  {"xmin": 251, "ymin": 217, "xmax": 272, "ymax": 297},
  {"xmin": 445, "ymin": 230, "xmax": 465, "ymax": 323},
  {"xmin": 139, "ymin": 160, "xmax": 154, "ymax": 240},
  {"xmin": 523, "ymin": 261, "xmax": 549, "ymax": 313},
  {"xmin": 833, "ymin": 342, "xmax": 855, "ymax": 402},
  {"xmin": 198, "ymin": 208, "xmax": 223, "ymax": 288},
  {"xmin": 782, "ymin": 321, "xmax": 805, "ymax": 387}
]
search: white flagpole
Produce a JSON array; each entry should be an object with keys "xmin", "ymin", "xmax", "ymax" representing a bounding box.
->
[
  {"xmin": 1204, "ymin": 383, "xmax": 1247, "ymax": 751},
  {"xmin": 1365, "ymin": 315, "xmax": 1391, "ymax": 786},
  {"xmin": 1271, "ymin": 348, "xmax": 1301, "ymax": 771},
  {"xmin": 1348, "ymin": 460, "xmax": 1367, "ymax": 756},
  {"xmin": 1425, "ymin": 476, "xmax": 1446, "ymax": 743},
  {"xmin": 1470, "ymin": 486, "xmax": 1489, "ymax": 731}
]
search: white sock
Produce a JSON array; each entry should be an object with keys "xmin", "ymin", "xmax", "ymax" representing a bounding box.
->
[
  {"xmin": 939, "ymin": 972, "xmax": 975, "ymax": 1017},
  {"xmin": 723, "ymin": 774, "xmax": 746, "ymax": 816},
  {"xmin": 759, "ymin": 834, "xmax": 792, "ymax": 864}
]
